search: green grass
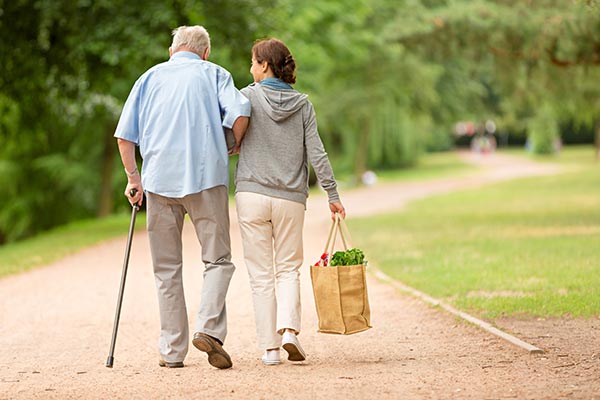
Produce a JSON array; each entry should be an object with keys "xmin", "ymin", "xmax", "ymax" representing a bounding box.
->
[
  {"xmin": 307, "ymin": 151, "xmax": 472, "ymax": 198},
  {"xmin": 0, "ymin": 212, "xmax": 146, "ymax": 278},
  {"xmin": 327, "ymin": 151, "xmax": 473, "ymax": 188},
  {"xmin": 375, "ymin": 151, "xmax": 473, "ymax": 183},
  {"xmin": 0, "ymin": 151, "xmax": 469, "ymax": 279},
  {"xmin": 350, "ymin": 146, "xmax": 600, "ymax": 318},
  {"xmin": 4, "ymin": 145, "xmax": 599, "ymax": 323}
]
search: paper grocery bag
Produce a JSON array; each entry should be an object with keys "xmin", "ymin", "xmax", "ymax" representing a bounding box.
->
[{"xmin": 310, "ymin": 215, "xmax": 371, "ymax": 335}]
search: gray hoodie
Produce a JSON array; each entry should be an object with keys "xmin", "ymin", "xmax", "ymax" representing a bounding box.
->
[{"xmin": 235, "ymin": 83, "xmax": 339, "ymax": 205}]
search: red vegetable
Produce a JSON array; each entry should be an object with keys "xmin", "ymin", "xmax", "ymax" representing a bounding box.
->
[{"xmin": 314, "ymin": 252, "xmax": 329, "ymax": 266}]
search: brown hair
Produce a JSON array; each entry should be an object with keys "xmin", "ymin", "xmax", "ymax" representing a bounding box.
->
[{"xmin": 252, "ymin": 38, "xmax": 296, "ymax": 85}]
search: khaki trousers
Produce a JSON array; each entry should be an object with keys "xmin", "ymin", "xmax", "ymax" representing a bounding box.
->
[
  {"xmin": 235, "ymin": 192, "xmax": 305, "ymax": 350},
  {"xmin": 146, "ymin": 186, "xmax": 235, "ymax": 363}
]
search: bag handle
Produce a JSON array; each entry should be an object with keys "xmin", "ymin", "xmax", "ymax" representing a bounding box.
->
[
  {"xmin": 322, "ymin": 216, "xmax": 338, "ymax": 256},
  {"xmin": 320, "ymin": 217, "xmax": 339, "ymax": 266},
  {"xmin": 337, "ymin": 214, "xmax": 354, "ymax": 249},
  {"xmin": 319, "ymin": 214, "xmax": 352, "ymax": 266}
]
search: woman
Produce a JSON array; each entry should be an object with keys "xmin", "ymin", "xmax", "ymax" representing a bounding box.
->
[{"xmin": 235, "ymin": 38, "xmax": 345, "ymax": 365}]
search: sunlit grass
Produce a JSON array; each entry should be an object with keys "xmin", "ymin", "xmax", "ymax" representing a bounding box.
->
[
  {"xmin": 329, "ymin": 150, "xmax": 473, "ymax": 187},
  {"xmin": 4, "ymin": 144, "xmax": 599, "ymax": 316},
  {"xmin": 350, "ymin": 146, "xmax": 600, "ymax": 318},
  {"xmin": 0, "ymin": 151, "xmax": 467, "ymax": 279},
  {"xmin": 375, "ymin": 151, "xmax": 473, "ymax": 182},
  {"xmin": 0, "ymin": 212, "xmax": 146, "ymax": 278}
]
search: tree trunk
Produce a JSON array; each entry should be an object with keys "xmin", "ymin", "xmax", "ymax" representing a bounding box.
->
[{"xmin": 97, "ymin": 123, "xmax": 117, "ymax": 217}]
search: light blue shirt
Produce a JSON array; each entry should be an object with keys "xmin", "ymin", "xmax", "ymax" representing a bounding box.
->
[{"xmin": 114, "ymin": 51, "xmax": 251, "ymax": 197}]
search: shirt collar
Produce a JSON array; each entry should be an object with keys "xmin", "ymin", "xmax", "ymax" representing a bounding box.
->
[{"xmin": 170, "ymin": 51, "xmax": 202, "ymax": 61}]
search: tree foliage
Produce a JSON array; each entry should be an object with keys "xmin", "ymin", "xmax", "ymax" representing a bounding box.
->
[
  {"xmin": 388, "ymin": 0, "xmax": 600, "ymax": 153},
  {"xmin": 0, "ymin": 0, "xmax": 598, "ymax": 243}
]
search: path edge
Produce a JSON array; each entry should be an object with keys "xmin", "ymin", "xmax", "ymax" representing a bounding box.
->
[{"xmin": 371, "ymin": 268, "xmax": 544, "ymax": 354}]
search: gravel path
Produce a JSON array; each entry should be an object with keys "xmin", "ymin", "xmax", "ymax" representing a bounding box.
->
[{"xmin": 1, "ymin": 152, "xmax": 598, "ymax": 399}]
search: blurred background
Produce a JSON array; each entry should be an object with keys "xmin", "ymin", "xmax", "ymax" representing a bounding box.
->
[{"xmin": 0, "ymin": 0, "xmax": 599, "ymax": 245}]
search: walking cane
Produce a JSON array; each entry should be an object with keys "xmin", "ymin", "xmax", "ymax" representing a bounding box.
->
[{"xmin": 106, "ymin": 189, "xmax": 139, "ymax": 368}]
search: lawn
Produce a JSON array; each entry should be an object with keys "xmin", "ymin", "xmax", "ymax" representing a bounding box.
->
[
  {"xmin": 374, "ymin": 151, "xmax": 473, "ymax": 183},
  {"xmin": 0, "ymin": 153, "xmax": 470, "ymax": 279},
  {"xmin": 4, "ymin": 145, "xmax": 599, "ymax": 320},
  {"xmin": 350, "ymin": 146, "xmax": 600, "ymax": 318},
  {"xmin": 0, "ymin": 212, "xmax": 146, "ymax": 278}
]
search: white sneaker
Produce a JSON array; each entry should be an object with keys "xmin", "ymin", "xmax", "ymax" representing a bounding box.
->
[
  {"xmin": 261, "ymin": 349, "xmax": 281, "ymax": 366},
  {"xmin": 282, "ymin": 332, "xmax": 306, "ymax": 362}
]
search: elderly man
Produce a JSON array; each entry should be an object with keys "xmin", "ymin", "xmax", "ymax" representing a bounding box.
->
[{"xmin": 114, "ymin": 25, "xmax": 250, "ymax": 370}]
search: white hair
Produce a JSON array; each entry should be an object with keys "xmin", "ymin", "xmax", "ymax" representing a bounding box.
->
[{"xmin": 171, "ymin": 25, "xmax": 210, "ymax": 56}]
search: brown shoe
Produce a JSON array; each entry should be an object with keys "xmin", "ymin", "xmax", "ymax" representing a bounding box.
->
[
  {"xmin": 158, "ymin": 359, "xmax": 184, "ymax": 368},
  {"xmin": 192, "ymin": 332, "xmax": 233, "ymax": 369}
]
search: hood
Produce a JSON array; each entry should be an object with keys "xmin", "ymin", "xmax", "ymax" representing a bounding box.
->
[{"xmin": 251, "ymin": 84, "xmax": 308, "ymax": 122}]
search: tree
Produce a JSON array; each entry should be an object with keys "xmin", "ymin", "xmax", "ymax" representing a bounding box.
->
[
  {"xmin": 0, "ymin": 0, "xmax": 273, "ymax": 243},
  {"xmin": 266, "ymin": 0, "xmax": 438, "ymax": 175},
  {"xmin": 388, "ymin": 0, "xmax": 600, "ymax": 154},
  {"xmin": 1, "ymin": 0, "xmax": 598, "ymax": 243},
  {"xmin": 0, "ymin": 1, "xmax": 182, "ymax": 242}
]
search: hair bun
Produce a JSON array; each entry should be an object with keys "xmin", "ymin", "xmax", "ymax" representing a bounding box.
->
[{"xmin": 253, "ymin": 38, "xmax": 297, "ymax": 84}]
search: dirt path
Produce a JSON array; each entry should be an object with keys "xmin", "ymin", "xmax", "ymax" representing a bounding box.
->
[{"xmin": 1, "ymin": 152, "xmax": 598, "ymax": 399}]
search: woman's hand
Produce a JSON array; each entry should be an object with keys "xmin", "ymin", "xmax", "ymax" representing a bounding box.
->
[
  {"xmin": 228, "ymin": 143, "xmax": 241, "ymax": 156},
  {"xmin": 329, "ymin": 201, "xmax": 346, "ymax": 220}
]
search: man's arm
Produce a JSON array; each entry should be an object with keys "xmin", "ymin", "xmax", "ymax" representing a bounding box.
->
[{"xmin": 117, "ymin": 138, "xmax": 144, "ymax": 206}]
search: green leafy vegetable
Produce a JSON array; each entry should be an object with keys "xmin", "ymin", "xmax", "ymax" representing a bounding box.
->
[{"xmin": 329, "ymin": 248, "xmax": 366, "ymax": 266}]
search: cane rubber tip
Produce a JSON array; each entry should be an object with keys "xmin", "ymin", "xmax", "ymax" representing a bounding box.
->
[{"xmin": 106, "ymin": 356, "xmax": 114, "ymax": 368}]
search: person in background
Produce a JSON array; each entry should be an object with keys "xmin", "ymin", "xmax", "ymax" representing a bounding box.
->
[
  {"xmin": 114, "ymin": 25, "xmax": 250, "ymax": 369},
  {"xmin": 234, "ymin": 38, "xmax": 345, "ymax": 365}
]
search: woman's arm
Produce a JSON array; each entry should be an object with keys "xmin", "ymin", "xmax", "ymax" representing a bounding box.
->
[{"xmin": 303, "ymin": 103, "xmax": 346, "ymax": 219}]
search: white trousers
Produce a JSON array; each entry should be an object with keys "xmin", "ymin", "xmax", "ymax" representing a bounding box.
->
[{"xmin": 235, "ymin": 192, "xmax": 305, "ymax": 350}]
